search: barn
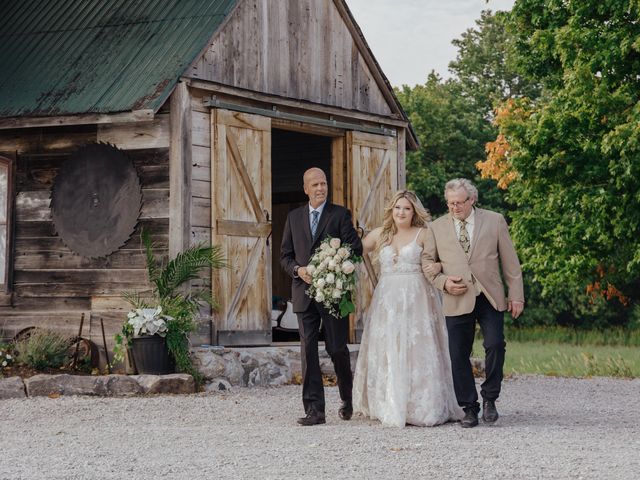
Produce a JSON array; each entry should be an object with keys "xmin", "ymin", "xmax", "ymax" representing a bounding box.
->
[{"xmin": 0, "ymin": 0, "xmax": 417, "ymax": 357}]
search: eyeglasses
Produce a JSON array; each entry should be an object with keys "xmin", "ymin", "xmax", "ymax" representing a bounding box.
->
[{"xmin": 447, "ymin": 197, "xmax": 470, "ymax": 208}]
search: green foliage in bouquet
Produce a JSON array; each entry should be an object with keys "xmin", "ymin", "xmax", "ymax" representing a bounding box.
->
[{"xmin": 306, "ymin": 236, "xmax": 361, "ymax": 318}]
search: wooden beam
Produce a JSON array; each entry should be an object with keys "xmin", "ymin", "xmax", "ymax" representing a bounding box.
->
[
  {"xmin": 216, "ymin": 220, "xmax": 271, "ymax": 238},
  {"xmin": 169, "ymin": 82, "xmax": 192, "ymax": 259},
  {"xmin": 97, "ymin": 114, "xmax": 170, "ymax": 150},
  {"xmin": 0, "ymin": 110, "xmax": 154, "ymax": 130},
  {"xmin": 184, "ymin": 78, "xmax": 410, "ymax": 128}
]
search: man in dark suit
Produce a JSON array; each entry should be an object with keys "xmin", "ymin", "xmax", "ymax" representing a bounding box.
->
[{"xmin": 281, "ymin": 167, "xmax": 363, "ymax": 426}]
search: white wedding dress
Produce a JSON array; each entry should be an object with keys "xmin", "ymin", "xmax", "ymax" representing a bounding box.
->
[{"xmin": 353, "ymin": 231, "xmax": 464, "ymax": 427}]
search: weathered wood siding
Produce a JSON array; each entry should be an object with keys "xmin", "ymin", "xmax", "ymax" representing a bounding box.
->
[
  {"xmin": 185, "ymin": 0, "xmax": 393, "ymax": 116},
  {"xmin": 0, "ymin": 116, "xmax": 170, "ymax": 349},
  {"xmin": 346, "ymin": 131, "xmax": 398, "ymax": 338}
]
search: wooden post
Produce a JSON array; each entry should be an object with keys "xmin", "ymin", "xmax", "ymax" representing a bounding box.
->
[{"xmin": 169, "ymin": 81, "xmax": 192, "ymax": 259}]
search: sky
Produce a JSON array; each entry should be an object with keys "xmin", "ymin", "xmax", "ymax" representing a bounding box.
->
[{"xmin": 346, "ymin": 0, "xmax": 516, "ymax": 88}]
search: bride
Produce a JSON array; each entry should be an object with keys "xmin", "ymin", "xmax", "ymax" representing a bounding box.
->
[{"xmin": 353, "ymin": 190, "xmax": 463, "ymax": 427}]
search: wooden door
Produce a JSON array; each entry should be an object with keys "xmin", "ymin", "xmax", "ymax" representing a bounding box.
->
[
  {"xmin": 211, "ymin": 109, "xmax": 272, "ymax": 346},
  {"xmin": 347, "ymin": 131, "xmax": 398, "ymax": 339}
]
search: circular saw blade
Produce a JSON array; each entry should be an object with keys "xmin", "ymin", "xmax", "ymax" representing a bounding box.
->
[{"xmin": 51, "ymin": 143, "xmax": 142, "ymax": 258}]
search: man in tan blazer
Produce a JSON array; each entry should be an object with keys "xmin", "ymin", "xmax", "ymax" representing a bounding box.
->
[{"xmin": 423, "ymin": 178, "xmax": 524, "ymax": 428}]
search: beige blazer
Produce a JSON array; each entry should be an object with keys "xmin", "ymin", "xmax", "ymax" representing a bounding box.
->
[{"xmin": 422, "ymin": 208, "xmax": 524, "ymax": 316}]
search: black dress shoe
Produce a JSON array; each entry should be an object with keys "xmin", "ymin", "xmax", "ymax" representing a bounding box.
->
[
  {"xmin": 338, "ymin": 400, "xmax": 353, "ymax": 421},
  {"xmin": 482, "ymin": 400, "xmax": 499, "ymax": 423},
  {"xmin": 297, "ymin": 410, "xmax": 326, "ymax": 426},
  {"xmin": 461, "ymin": 409, "xmax": 479, "ymax": 428}
]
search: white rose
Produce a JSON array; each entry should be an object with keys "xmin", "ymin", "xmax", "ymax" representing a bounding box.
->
[
  {"xmin": 327, "ymin": 248, "xmax": 336, "ymax": 256},
  {"xmin": 316, "ymin": 278, "xmax": 326, "ymax": 288},
  {"xmin": 315, "ymin": 292, "xmax": 325, "ymax": 302},
  {"xmin": 332, "ymin": 288, "xmax": 342, "ymax": 299},
  {"xmin": 336, "ymin": 279, "xmax": 343, "ymax": 290},
  {"xmin": 321, "ymin": 242, "xmax": 330, "ymax": 251},
  {"xmin": 306, "ymin": 264, "xmax": 316, "ymax": 275},
  {"xmin": 328, "ymin": 260, "xmax": 337, "ymax": 270},
  {"xmin": 329, "ymin": 238, "xmax": 341, "ymax": 249},
  {"xmin": 342, "ymin": 261, "xmax": 356, "ymax": 274},
  {"xmin": 326, "ymin": 273, "xmax": 335, "ymax": 284},
  {"xmin": 337, "ymin": 247, "xmax": 349, "ymax": 259}
]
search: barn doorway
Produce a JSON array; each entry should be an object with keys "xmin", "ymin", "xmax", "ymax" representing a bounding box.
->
[{"xmin": 271, "ymin": 128, "xmax": 333, "ymax": 342}]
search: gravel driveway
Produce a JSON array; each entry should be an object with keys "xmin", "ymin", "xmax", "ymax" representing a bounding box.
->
[{"xmin": 1, "ymin": 375, "xmax": 638, "ymax": 480}]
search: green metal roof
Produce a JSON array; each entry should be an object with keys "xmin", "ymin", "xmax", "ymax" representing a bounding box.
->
[{"xmin": 0, "ymin": 0, "xmax": 237, "ymax": 118}]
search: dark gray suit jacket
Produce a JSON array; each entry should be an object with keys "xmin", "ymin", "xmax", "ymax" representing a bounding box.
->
[{"xmin": 280, "ymin": 203, "xmax": 363, "ymax": 313}]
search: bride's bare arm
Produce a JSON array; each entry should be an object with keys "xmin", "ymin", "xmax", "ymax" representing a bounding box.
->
[{"xmin": 362, "ymin": 227, "xmax": 382, "ymax": 256}]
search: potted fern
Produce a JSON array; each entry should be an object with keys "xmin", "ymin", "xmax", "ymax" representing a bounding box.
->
[{"xmin": 114, "ymin": 230, "xmax": 225, "ymax": 381}]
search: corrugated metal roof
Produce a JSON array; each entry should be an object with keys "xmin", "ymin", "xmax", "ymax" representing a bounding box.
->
[{"xmin": 0, "ymin": 0, "xmax": 237, "ymax": 118}]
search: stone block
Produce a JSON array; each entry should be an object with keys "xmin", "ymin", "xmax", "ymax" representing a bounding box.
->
[
  {"xmin": 0, "ymin": 376, "xmax": 26, "ymax": 399},
  {"xmin": 134, "ymin": 374, "xmax": 195, "ymax": 394},
  {"xmin": 25, "ymin": 374, "xmax": 98, "ymax": 397},
  {"xmin": 95, "ymin": 375, "xmax": 143, "ymax": 396},
  {"xmin": 204, "ymin": 378, "xmax": 232, "ymax": 392}
]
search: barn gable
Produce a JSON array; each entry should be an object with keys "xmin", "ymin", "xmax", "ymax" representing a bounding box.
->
[{"xmin": 185, "ymin": 0, "xmax": 406, "ymax": 121}]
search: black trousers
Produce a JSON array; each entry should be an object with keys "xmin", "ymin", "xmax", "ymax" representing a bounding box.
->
[
  {"xmin": 297, "ymin": 301, "xmax": 352, "ymax": 414},
  {"xmin": 446, "ymin": 293, "xmax": 505, "ymax": 413}
]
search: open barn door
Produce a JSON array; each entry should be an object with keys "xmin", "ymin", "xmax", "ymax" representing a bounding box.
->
[
  {"xmin": 211, "ymin": 109, "xmax": 272, "ymax": 346},
  {"xmin": 347, "ymin": 131, "xmax": 398, "ymax": 341}
]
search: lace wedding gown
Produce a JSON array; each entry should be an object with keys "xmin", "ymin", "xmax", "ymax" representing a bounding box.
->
[{"xmin": 353, "ymin": 231, "xmax": 464, "ymax": 427}]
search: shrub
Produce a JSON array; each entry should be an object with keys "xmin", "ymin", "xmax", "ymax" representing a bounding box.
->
[
  {"xmin": 15, "ymin": 329, "xmax": 70, "ymax": 370},
  {"xmin": 0, "ymin": 343, "xmax": 15, "ymax": 373}
]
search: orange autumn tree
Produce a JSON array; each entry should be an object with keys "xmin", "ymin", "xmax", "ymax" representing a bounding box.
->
[{"xmin": 476, "ymin": 99, "xmax": 529, "ymax": 189}]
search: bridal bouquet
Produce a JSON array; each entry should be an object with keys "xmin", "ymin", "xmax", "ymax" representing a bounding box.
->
[{"xmin": 306, "ymin": 237, "xmax": 361, "ymax": 318}]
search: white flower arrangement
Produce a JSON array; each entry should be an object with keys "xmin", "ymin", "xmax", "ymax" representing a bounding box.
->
[
  {"xmin": 126, "ymin": 306, "xmax": 173, "ymax": 337},
  {"xmin": 306, "ymin": 236, "xmax": 360, "ymax": 318},
  {"xmin": 0, "ymin": 348, "xmax": 13, "ymax": 368}
]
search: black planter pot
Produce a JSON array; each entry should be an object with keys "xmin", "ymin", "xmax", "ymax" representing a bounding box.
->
[{"xmin": 130, "ymin": 335, "xmax": 175, "ymax": 375}]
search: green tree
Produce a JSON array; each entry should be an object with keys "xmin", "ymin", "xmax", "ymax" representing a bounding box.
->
[
  {"xmin": 396, "ymin": 74, "xmax": 500, "ymax": 216},
  {"xmin": 449, "ymin": 10, "xmax": 541, "ymax": 118},
  {"xmin": 499, "ymin": 0, "xmax": 640, "ymax": 327}
]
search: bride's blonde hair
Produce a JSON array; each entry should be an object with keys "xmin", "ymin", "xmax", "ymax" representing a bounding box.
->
[{"xmin": 372, "ymin": 190, "xmax": 431, "ymax": 264}]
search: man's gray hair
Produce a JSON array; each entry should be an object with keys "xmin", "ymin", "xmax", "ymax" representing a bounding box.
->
[{"xmin": 444, "ymin": 178, "xmax": 478, "ymax": 201}]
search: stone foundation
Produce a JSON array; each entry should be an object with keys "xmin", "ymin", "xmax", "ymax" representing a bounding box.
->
[{"xmin": 1, "ymin": 345, "xmax": 485, "ymax": 398}]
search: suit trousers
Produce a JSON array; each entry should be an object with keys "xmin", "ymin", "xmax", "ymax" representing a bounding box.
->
[
  {"xmin": 445, "ymin": 293, "xmax": 505, "ymax": 413},
  {"xmin": 297, "ymin": 301, "xmax": 352, "ymax": 414}
]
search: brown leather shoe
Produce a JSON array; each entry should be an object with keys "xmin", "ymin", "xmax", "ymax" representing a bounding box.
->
[
  {"xmin": 297, "ymin": 409, "xmax": 326, "ymax": 426},
  {"xmin": 461, "ymin": 409, "xmax": 479, "ymax": 428},
  {"xmin": 338, "ymin": 400, "xmax": 353, "ymax": 420},
  {"xmin": 482, "ymin": 400, "xmax": 499, "ymax": 423}
]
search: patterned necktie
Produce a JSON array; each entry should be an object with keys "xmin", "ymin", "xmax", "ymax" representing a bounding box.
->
[
  {"xmin": 459, "ymin": 219, "xmax": 471, "ymax": 256},
  {"xmin": 310, "ymin": 210, "xmax": 320, "ymax": 238}
]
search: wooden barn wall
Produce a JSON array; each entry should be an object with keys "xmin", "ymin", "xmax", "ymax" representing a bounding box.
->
[
  {"xmin": 189, "ymin": 89, "xmax": 215, "ymax": 342},
  {"xmin": 190, "ymin": 90, "xmax": 212, "ymax": 248},
  {"xmin": 185, "ymin": 0, "xmax": 393, "ymax": 117},
  {"xmin": 0, "ymin": 115, "xmax": 170, "ymax": 350}
]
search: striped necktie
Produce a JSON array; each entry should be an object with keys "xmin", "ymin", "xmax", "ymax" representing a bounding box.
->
[{"xmin": 311, "ymin": 210, "xmax": 320, "ymax": 238}]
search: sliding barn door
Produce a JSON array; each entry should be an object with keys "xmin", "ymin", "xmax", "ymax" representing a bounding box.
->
[
  {"xmin": 211, "ymin": 109, "xmax": 272, "ymax": 346},
  {"xmin": 347, "ymin": 131, "xmax": 398, "ymax": 337}
]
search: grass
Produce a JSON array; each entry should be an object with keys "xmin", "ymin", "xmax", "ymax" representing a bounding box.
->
[
  {"xmin": 504, "ymin": 326, "xmax": 640, "ymax": 347},
  {"xmin": 473, "ymin": 339, "xmax": 640, "ymax": 378}
]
